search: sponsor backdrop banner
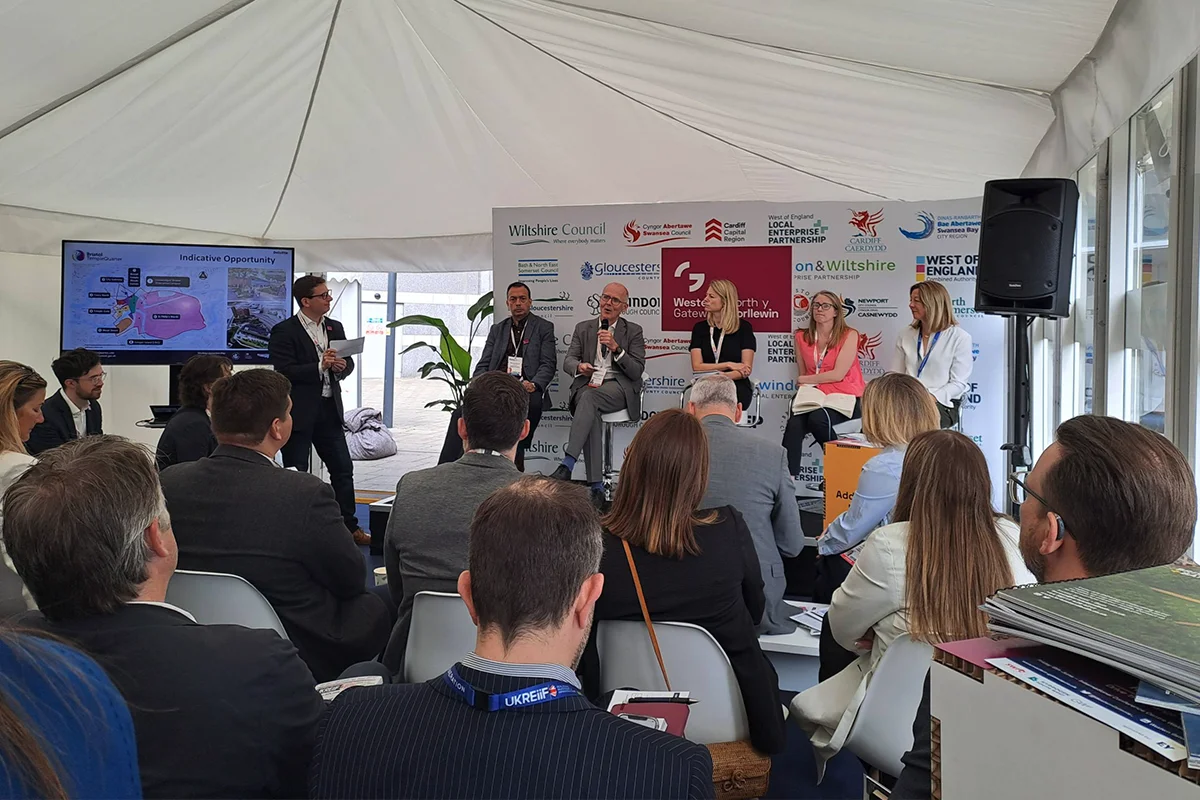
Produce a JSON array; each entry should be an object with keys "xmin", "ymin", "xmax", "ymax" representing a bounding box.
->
[{"xmin": 494, "ymin": 200, "xmax": 1004, "ymax": 502}]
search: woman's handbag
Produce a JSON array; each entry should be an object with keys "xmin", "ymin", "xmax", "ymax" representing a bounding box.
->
[{"xmin": 621, "ymin": 540, "xmax": 772, "ymax": 799}]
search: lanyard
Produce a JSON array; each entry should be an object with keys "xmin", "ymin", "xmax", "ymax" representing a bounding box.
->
[
  {"xmin": 300, "ymin": 314, "xmax": 327, "ymax": 353},
  {"xmin": 442, "ymin": 666, "xmax": 578, "ymax": 711},
  {"xmin": 916, "ymin": 330, "xmax": 941, "ymax": 377},
  {"xmin": 465, "ymin": 449, "xmax": 505, "ymax": 458},
  {"xmin": 813, "ymin": 341, "xmax": 831, "ymax": 372},
  {"xmin": 709, "ymin": 325, "xmax": 726, "ymax": 363},
  {"xmin": 509, "ymin": 322, "xmax": 525, "ymax": 356}
]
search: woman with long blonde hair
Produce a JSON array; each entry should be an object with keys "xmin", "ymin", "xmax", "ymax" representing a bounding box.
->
[
  {"xmin": 782, "ymin": 290, "xmax": 866, "ymax": 475},
  {"xmin": 579, "ymin": 409, "xmax": 787, "ymax": 755},
  {"xmin": 893, "ymin": 280, "xmax": 974, "ymax": 428},
  {"xmin": 0, "ymin": 361, "xmax": 48, "ymax": 615},
  {"xmin": 792, "ymin": 430, "xmax": 1034, "ymax": 772},
  {"xmin": 688, "ymin": 279, "xmax": 757, "ymax": 411}
]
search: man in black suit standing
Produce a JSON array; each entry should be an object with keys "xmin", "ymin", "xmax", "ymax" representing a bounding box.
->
[
  {"xmin": 26, "ymin": 348, "xmax": 104, "ymax": 455},
  {"xmin": 268, "ymin": 275, "xmax": 367, "ymax": 544},
  {"xmin": 161, "ymin": 369, "xmax": 390, "ymax": 682},
  {"xmin": 437, "ymin": 281, "xmax": 557, "ymax": 470},
  {"xmin": 4, "ymin": 435, "xmax": 323, "ymax": 799},
  {"xmin": 309, "ymin": 477, "xmax": 715, "ymax": 800}
]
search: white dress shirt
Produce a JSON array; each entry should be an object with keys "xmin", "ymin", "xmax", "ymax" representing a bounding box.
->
[
  {"xmin": 297, "ymin": 312, "xmax": 334, "ymax": 398},
  {"xmin": 58, "ymin": 389, "xmax": 91, "ymax": 437},
  {"xmin": 891, "ymin": 324, "xmax": 973, "ymax": 407}
]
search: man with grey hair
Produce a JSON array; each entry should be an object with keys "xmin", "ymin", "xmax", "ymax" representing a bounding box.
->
[
  {"xmin": 688, "ymin": 373, "xmax": 805, "ymax": 633},
  {"xmin": 2, "ymin": 435, "xmax": 323, "ymax": 798},
  {"xmin": 309, "ymin": 477, "xmax": 714, "ymax": 799}
]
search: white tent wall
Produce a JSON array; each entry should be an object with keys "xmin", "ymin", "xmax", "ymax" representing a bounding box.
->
[{"xmin": 1024, "ymin": 0, "xmax": 1200, "ymax": 177}]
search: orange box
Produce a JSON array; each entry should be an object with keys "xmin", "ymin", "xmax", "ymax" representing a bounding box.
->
[{"xmin": 823, "ymin": 439, "xmax": 883, "ymax": 529}]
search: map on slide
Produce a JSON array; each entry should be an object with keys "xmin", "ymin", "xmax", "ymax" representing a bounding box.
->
[{"xmin": 112, "ymin": 287, "xmax": 205, "ymax": 339}]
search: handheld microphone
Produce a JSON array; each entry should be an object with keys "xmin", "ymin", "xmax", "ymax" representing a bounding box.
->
[{"xmin": 599, "ymin": 318, "xmax": 610, "ymax": 357}]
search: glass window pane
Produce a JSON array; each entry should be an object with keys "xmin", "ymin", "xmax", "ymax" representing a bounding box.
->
[
  {"xmin": 1127, "ymin": 84, "xmax": 1173, "ymax": 432},
  {"xmin": 1078, "ymin": 157, "xmax": 1097, "ymax": 415}
]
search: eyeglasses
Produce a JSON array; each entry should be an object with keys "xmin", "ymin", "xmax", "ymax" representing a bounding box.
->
[
  {"xmin": 1009, "ymin": 470, "xmax": 1071, "ymax": 538},
  {"xmin": 79, "ymin": 371, "xmax": 106, "ymax": 384},
  {"xmin": 599, "ymin": 294, "xmax": 628, "ymax": 306},
  {"xmin": 812, "ymin": 302, "xmax": 837, "ymax": 311},
  {"xmin": 308, "ymin": 292, "xmax": 333, "ymax": 301}
]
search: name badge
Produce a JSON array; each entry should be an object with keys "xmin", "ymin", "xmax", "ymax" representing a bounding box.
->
[
  {"xmin": 507, "ymin": 356, "xmax": 523, "ymax": 377},
  {"xmin": 589, "ymin": 366, "xmax": 609, "ymax": 387}
]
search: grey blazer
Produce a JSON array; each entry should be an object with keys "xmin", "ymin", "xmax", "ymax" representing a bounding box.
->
[
  {"xmin": 698, "ymin": 415, "xmax": 805, "ymax": 634},
  {"xmin": 563, "ymin": 317, "xmax": 646, "ymax": 418},
  {"xmin": 381, "ymin": 452, "xmax": 523, "ymax": 672},
  {"xmin": 474, "ymin": 313, "xmax": 557, "ymax": 395}
]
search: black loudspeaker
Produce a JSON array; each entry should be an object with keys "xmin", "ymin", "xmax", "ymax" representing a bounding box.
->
[{"xmin": 975, "ymin": 178, "xmax": 1079, "ymax": 318}]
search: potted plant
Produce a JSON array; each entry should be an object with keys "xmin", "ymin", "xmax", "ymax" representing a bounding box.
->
[{"xmin": 388, "ymin": 291, "xmax": 493, "ymax": 412}]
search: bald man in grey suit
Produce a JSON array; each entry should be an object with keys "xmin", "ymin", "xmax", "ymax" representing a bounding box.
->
[{"xmin": 688, "ymin": 374, "xmax": 805, "ymax": 634}]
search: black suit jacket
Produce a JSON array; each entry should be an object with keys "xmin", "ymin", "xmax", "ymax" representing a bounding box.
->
[
  {"xmin": 309, "ymin": 664, "xmax": 715, "ymax": 799},
  {"xmin": 154, "ymin": 406, "xmax": 216, "ymax": 470},
  {"xmin": 581, "ymin": 507, "xmax": 787, "ymax": 755},
  {"xmin": 26, "ymin": 391, "xmax": 102, "ymax": 455},
  {"xmin": 160, "ymin": 445, "xmax": 389, "ymax": 681},
  {"xmin": 473, "ymin": 313, "xmax": 557, "ymax": 395},
  {"xmin": 33, "ymin": 603, "xmax": 323, "ymax": 799},
  {"xmin": 268, "ymin": 315, "xmax": 355, "ymax": 431}
]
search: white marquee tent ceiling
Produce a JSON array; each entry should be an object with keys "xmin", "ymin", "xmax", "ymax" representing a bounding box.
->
[{"xmin": 0, "ymin": 0, "xmax": 1118, "ymax": 267}]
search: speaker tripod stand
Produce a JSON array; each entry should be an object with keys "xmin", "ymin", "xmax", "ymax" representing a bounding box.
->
[{"xmin": 1000, "ymin": 314, "xmax": 1034, "ymax": 518}]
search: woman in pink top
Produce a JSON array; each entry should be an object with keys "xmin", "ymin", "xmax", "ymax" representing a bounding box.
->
[{"xmin": 782, "ymin": 291, "xmax": 866, "ymax": 475}]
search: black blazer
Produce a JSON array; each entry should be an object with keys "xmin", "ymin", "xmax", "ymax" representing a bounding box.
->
[
  {"xmin": 160, "ymin": 445, "xmax": 389, "ymax": 681},
  {"xmin": 473, "ymin": 313, "xmax": 557, "ymax": 395},
  {"xmin": 32, "ymin": 603, "xmax": 323, "ymax": 799},
  {"xmin": 154, "ymin": 406, "xmax": 216, "ymax": 470},
  {"xmin": 268, "ymin": 315, "xmax": 355, "ymax": 431},
  {"xmin": 26, "ymin": 391, "xmax": 102, "ymax": 455},
  {"xmin": 581, "ymin": 507, "xmax": 787, "ymax": 755},
  {"xmin": 309, "ymin": 664, "xmax": 715, "ymax": 799}
]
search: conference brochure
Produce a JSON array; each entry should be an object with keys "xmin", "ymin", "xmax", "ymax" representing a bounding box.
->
[{"xmin": 983, "ymin": 565, "xmax": 1200, "ymax": 704}]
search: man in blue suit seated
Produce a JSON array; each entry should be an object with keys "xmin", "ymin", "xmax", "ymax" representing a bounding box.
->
[{"xmin": 309, "ymin": 477, "xmax": 715, "ymax": 800}]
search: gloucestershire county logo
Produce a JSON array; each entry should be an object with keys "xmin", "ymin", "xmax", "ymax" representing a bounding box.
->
[
  {"xmin": 580, "ymin": 261, "xmax": 596, "ymax": 280},
  {"xmin": 706, "ymin": 219, "xmax": 722, "ymax": 241},
  {"xmin": 579, "ymin": 259, "xmax": 659, "ymax": 281},
  {"xmin": 72, "ymin": 249, "xmax": 86, "ymax": 262},
  {"xmin": 899, "ymin": 211, "xmax": 935, "ymax": 240},
  {"xmin": 849, "ymin": 210, "xmax": 884, "ymax": 238},
  {"xmin": 623, "ymin": 219, "xmax": 692, "ymax": 247},
  {"xmin": 857, "ymin": 331, "xmax": 884, "ymax": 361},
  {"xmin": 674, "ymin": 261, "xmax": 705, "ymax": 293}
]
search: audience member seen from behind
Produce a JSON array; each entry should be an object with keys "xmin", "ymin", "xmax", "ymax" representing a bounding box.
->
[
  {"xmin": 893, "ymin": 415, "xmax": 1199, "ymax": 799},
  {"xmin": 687, "ymin": 373, "xmax": 803, "ymax": 634},
  {"xmin": 689, "ymin": 280, "xmax": 757, "ymax": 412},
  {"xmin": 892, "ymin": 281, "xmax": 973, "ymax": 429},
  {"xmin": 25, "ymin": 349, "xmax": 103, "ymax": 455},
  {"xmin": 814, "ymin": 373, "xmax": 941, "ymax": 603},
  {"xmin": 0, "ymin": 362, "xmax": 46, "ymax": 616},
  {"xmin": 155, "ymin": 355, "xmax": 232, "ymax": 470},
  {"xmin": 791, "ymin": 431, "xmax": 1034, "ymax": 777},
  {"xmin": 310, "ymin": 477, "xmax": 715, "ymax": 800},
  {"xmin": 0, "ymin": 629, "xmax": 141, "ymax": 799},
  {"xmin": 782, "ymin": 291, "xmax": 865, "ymax": 476},
  {"xmin": 3, "ymin": 436, "xmax": 323, "ymax": 798},
  {"xmin": 382, "ymin": 371, "xmax": 529, "ymax": 672},
  {"xmin": 161, "ymin": 369, "xmax": 389, "ymax": 682},
  {"xmin": 584, "ymin": 409, "xmax": 787, "ymax": 755}
]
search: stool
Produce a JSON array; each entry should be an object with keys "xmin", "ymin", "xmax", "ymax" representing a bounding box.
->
[{"xmin": 597, "ymin": 376, "xmax": 648, "ymax": 501}]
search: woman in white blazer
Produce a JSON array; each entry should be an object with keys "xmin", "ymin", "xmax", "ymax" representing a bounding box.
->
[
  {"xmin": 791, "ymin": 429, "xmax": 1035, "ymax": 777},
  {"xmin": 0, "ymin": 362, "xmax": 48, "ymax": 615},
  {"xmin": 892, "ymin": 280, "xmax": 973, "ymax": 428}
]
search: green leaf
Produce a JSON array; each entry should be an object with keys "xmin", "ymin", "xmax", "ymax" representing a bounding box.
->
[
  {"xmin": 439, "ymin": 333, "xmax": 472, "ymax": 383},
  {"xmin": 466, "ymin": 291, "xmax": 494, "ymax": 323},
  {"xmin": 399, "ymin": 341, "xmax": 437, "ymax": 356},
  {"xmin": 388, "ymin": 314, "xmax": 451, "ymax": 337}
]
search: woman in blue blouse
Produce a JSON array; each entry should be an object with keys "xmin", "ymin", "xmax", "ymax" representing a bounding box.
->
[
  {"xmin": 0, "ymin": 630, "xmax": 141, "ymax": 798},
  {"xmin": 814, "ymin": 372, "xmax": 940, "ymax": 604}
]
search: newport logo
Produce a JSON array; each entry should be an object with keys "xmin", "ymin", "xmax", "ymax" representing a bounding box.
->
[
  {"xmin": 624, "ymin": 220, "xmax": 693, "ymax": 247},
  {"xmin": 769, "ymin": 214, "xmax": 828, "ymax": 245},
  {"xmin": 674, "ymin": 261, "xmax": 705, "ymax": 293},
  {"xmin": 508, "ymin": 222, "xmax": 607, "ymax": 246},
  {"xmin": 915, "ymin": 254, "xmax": 978, "ymax": 281},
  {"xmin": 899, "ymin": 211, "xmax": 935, "ymax": 240},
  {"xmin": 517, "ymin": 258, "xmax": 559, "ymax": 282},
  {"xmin": 844, "ymin": 297, "xmax": 900, "ymax": 319},
  {"xmin": 705, "ymin": 218, "xmax": 747, "ymax": 243},
  {"xmin": 580, "ymin": 260, "xmax": 659, "ymax": 281}
]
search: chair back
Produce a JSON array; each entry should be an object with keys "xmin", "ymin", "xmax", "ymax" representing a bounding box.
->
[
  {"xmin": 404, "ymin": 591, "xmax": 477, "ymax": 683},
  {"xmin": 843, "ymin": 634, "xmax": 933, "ymax": 776},
  {"xmin": 597, "ymin": 619, "xmax": 750, "ymax": 744},
  {"xmin": 165, "ymin": 569, "xmax": 288, "ymax": 639}
]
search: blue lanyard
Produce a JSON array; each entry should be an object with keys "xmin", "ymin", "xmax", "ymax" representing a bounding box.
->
[
  {"xmin": 916, "ymin": 331, "xmax": 941, "ymax": 377},
  {"xmin": 443, "ymin": 666, "xmax": 579, "ymax": 711}
]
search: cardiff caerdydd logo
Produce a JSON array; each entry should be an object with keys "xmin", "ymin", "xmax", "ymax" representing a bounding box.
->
[
  {"xmin": 673, "ymin": 261, "xmax": 705, "ymax": 293},
  {"xmin": 849, "ymin": 210, "xmax": 884, "ymax": 237}
]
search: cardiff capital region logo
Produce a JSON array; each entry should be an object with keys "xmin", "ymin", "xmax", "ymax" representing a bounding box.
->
[
  {"xmin": 72, "ymin": 249, "xmax": 86, "ymax": 262},
  {"xmin": 857, "ymin": 331, "xmax": 884, "ymax": 361},
  {"xmin": 898, "ymin": 211, "xmax": 935, "ymax": 240},
  {"xmin": 674, "ymin": 261, "xmax": 705, "ymax": 292},
  {"xmin": 849, "ymin": 210, "xmax": 884, "ymax": 238},
  {"xmin": 705, "ymin": 219, "xmax": 722, "ymax": 242}
]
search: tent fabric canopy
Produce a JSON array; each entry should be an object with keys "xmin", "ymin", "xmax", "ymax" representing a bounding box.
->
[{"xmin": 0, "ymin": 0, "xmax": 1119, "ymax": 270}]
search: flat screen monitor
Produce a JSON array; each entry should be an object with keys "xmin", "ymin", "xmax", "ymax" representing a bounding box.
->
[{"xmin": 61, "ymin": 241, "xmax": 295, "ymax": 365}]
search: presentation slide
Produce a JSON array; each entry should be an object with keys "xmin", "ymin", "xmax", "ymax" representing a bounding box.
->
[{"xmin": 61, "ymin": 241, "xmax": 294, "ymax": 364}]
